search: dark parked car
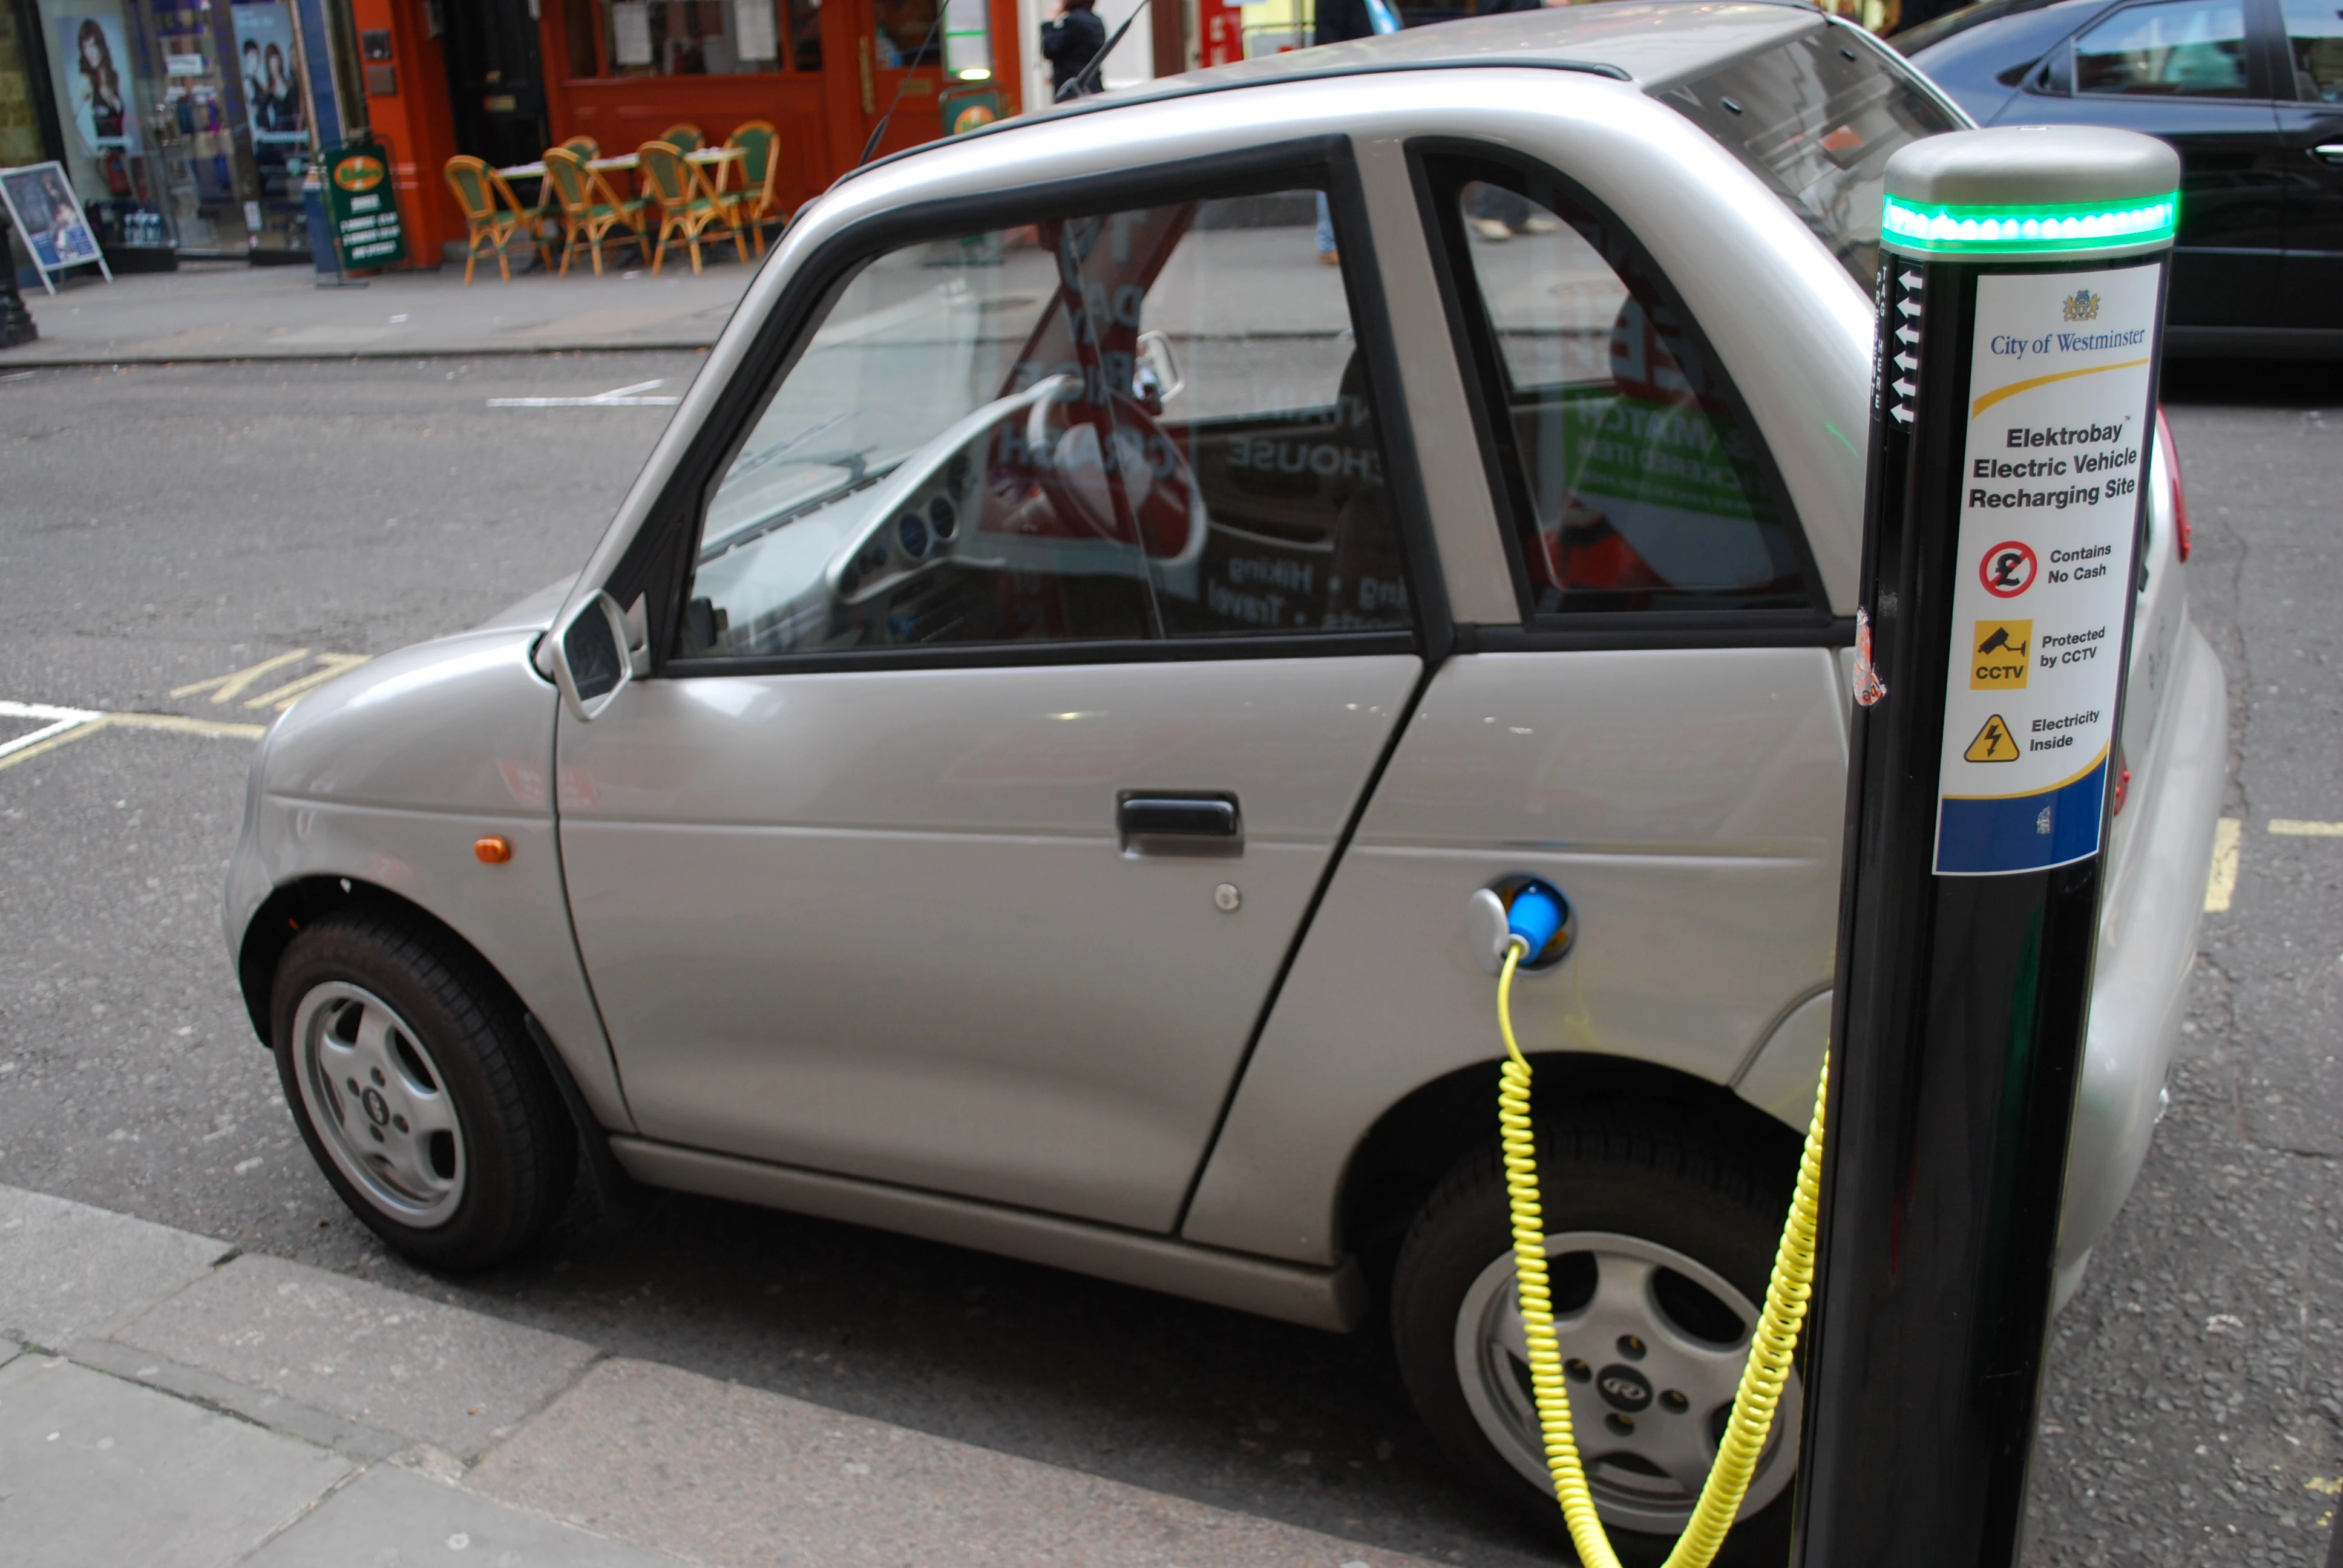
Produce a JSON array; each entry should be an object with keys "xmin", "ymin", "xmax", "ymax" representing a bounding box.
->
[{"xmin": 1899, "ymin": 0, "xmax": 2343, "ymax": 354}]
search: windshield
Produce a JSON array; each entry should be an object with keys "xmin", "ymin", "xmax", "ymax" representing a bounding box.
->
[{"xmin": 1653, "ymin": 24, "xmax": 1964, "ymax": 286}]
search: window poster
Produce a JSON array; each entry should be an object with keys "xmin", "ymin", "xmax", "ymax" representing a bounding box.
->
[
  {"xmin": 613, "ymin": 2, "xmax": 654, "ymax": 65},
  {"xmin": 0, "ymin": 160, "xmax": 110, "ymax": 290},
  {"xmin": 54, "ymin": 13, "xmax": 136, "ymax": 153},
  {"xmin": 735, "ymin": 0, "xmax": 778, "ymax": 61},
  {"xmin": 231, "ymin": 1, "xmax": 307, "ymax": 146}
]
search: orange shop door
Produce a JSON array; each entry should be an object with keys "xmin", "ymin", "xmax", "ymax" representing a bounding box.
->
[{"xmin": 822, "ymin": 0, "xmax": 1020, "ymax": 168}]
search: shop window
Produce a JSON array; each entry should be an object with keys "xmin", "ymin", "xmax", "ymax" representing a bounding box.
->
[
  {"xmin": 598, "ymin": 0, "xmax": 807, "ymax": 76},
  {"xmin": 874, "ymin": 0, "xmax": 941, "ymax": 68},
  {"xmin": 1433, "ymin": 159, "xmax": 1811, "ymax": 618},
  {"xmin": 681, "ymin": 188, "xmax": 1412, "ymax": 659}
]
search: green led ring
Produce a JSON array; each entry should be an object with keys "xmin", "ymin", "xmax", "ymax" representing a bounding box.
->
[{"xmin": 1879, "ymin": 192, "xmax": 2179, "ymax": 257}]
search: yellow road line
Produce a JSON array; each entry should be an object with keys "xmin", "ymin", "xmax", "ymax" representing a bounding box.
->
[
  {"xmin": 2269, "ymin": 819, "xmax": 2343, "ymax": 837},
  {"xmin": 0, "ymin": 714, "xmax": 114, "ymax": 772},
  {"xmin": 0, "ymin": 710, "xmax": 268, "ymax": 773},
  {"xmin": 2204, "ymin": 817, "xmax": 2241, "ymax": 912},
  {"xmin": 244, "ymin": 652, "xmax": 371, "ymax": 711},
  {"xmin": 113, "ymin": 713, "xmax": 269, "ymax": 739},
  {"xmin": 171, "ymin": 648, "xmax": 310, "ymax": 705}
]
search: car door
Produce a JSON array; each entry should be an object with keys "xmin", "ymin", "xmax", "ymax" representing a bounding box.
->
[
  {"xmin": 1184, "ymin": 134, "xmax": 1854, "ymax": 1260},
  {"xmin": 2273, "ymin": 0, "xmax": 2343, "ymax": 325},
  {"xmin": 1996, "ymin": 0, "xmax": 2287, "ymax": 329},
  {"xmin": 555, "ymin": 155, "xmax": 1430, "ymax": 1233}
]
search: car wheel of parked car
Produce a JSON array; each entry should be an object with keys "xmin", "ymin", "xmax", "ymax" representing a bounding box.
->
[
  {"xmin": 272, "ymin": 908, "xmax": 575, "ymax": 1272},
  {"xmin": 1392, "ymin": 1105, "xmax": 1800, "ymax": 1564}
]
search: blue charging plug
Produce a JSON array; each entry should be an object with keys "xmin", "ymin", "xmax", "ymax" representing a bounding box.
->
[{"xmin": 1506, "ymin": 883, "xmax": 1565, "ymax": 959}]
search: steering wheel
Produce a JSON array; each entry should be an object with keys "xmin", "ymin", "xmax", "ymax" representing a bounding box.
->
[{"xmin": 1024, "ymin": 387, "xmax": 1204, "ymax": 566}]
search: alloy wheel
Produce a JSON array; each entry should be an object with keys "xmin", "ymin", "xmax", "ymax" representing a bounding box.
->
[
  {"xmin": 292, "ymin": 981, "xmax": 467, "ymax": 1227},
  {"xmin": 1452, "ymin": 1229, "xmax": 1801, "ymax": 1535}
]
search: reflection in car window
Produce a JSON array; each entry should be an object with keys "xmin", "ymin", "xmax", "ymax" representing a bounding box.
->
[
  {"xmin": 1446, "ymin": 170, "xmax": 1810, "ymax": 618},
  {"xmin": 2284, "ymin": 0, "xmax": 2343, "ymax": 100},
  {"xmin": 681, "ymin": 191, "xmax": 1411, "ymax": 658},
  {"xmin": 2074, "ymin": 0, "xmax": 2252, "ymax": 96},
  {"xmin": 1657, "ymin": 26, "xmax": 1961, "ymax": 287}
]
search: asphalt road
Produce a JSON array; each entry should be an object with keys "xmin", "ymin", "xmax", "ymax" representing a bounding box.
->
[{"xmin": 0, "ymin": 352, "xmax": 2335, "ymax": 1567}]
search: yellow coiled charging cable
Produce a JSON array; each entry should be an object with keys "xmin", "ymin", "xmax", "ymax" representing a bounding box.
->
[{"xmin": 1496, "ymin": 935, "xmax": 1830, "ymax": 1568}]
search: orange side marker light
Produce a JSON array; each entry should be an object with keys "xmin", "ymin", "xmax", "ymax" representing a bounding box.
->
[{"xmin": 474, "ymin": 836, "xmax": 513, "ymax": 864}]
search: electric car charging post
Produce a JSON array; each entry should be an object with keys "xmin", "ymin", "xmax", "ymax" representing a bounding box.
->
[{"xmin": 1790, "ymin": 128, "xmax": 2180, "ymax": 1567}]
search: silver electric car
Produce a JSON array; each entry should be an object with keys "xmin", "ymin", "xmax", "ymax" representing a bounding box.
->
[{"xmin": 224, "ymin": 4, "xmax": 2227, "ymax": 1549}]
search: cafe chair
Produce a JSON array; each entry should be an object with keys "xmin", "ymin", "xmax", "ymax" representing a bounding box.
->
[
  {"xmin": 560, "ymin": 134, "xmax": 600, "ymax": 160},
  {"xmin": 444, "ymin": 154, "xmax": 534, "ymax": 284},
  {"xmin": 638, "ymin": 140, "xmax": 744, "ymax": 275},
  {"xmin": 542, "ymin": 146, "xmax": 647, "ymax": 276},
  {"xmin": 719, "ymin": 120, "xmax": 785, "ymax": 255},
  {"xmin": 657, "ymin": 123, "xmax": 704, "ymax": 154}
]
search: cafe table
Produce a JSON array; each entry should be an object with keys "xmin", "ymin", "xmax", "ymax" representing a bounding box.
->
[{"xmin": 497, "ymin": 145, "xmax": 746, "ymax": 201}]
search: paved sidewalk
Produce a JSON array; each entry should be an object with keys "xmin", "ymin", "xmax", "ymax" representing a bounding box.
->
[
  {"xmin": 0, "ymin": 1182, "xmax": 1441, "ymax": 1567},
  {"xmin": 2, "ymin": 257, "xmax": 753, "ymax": 367}
]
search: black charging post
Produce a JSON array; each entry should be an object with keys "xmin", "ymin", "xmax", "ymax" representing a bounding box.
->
[{"xmin": 1791, "ymin": 126, "xmax": 2180, "ymax": 1567}]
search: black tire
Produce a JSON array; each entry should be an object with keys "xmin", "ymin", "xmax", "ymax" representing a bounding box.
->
[
  {"xmin": 1391, "ymin": 1104, "xmax": 1799, "ymax": 1567},
  {"xmin": 271, "ymin": 906, "xmax": 576, "ymax": 1272}
]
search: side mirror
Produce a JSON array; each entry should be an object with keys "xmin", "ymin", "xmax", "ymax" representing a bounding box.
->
[{"xmin": 550, "ymin": 590, "xmax": 632, "ymax": 722}]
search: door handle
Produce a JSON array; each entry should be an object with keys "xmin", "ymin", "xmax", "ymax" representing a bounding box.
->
[
  {"xmin": 2314, "ymin": 143, "xmax": 2343, "ymax": 166},
  {"xmin": 1117, "ymin": 792, "xmax": 1241, "ymax": 852}
]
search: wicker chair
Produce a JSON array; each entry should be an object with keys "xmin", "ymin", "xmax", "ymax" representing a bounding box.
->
[
  {"xmin": 655, "ymin": 123, "xmax": 703, "ymax": 154},
  {"xmin": 637, "ymin": 140, "xmax": 744, "ymax": 275},
  {"xmin": 542, "ymin": 146, "xmax": 646, "ymax": 276},
  {"xmin": 443, "ymin": 155, "xmax": 545, "ymax": 283},
  {"xmin": 718, "ymin": 120, "xmax": 785, "ymax": 256}
]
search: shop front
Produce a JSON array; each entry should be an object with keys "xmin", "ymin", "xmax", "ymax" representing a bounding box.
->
[
  {"xmin": 349, "ymin": 0, "xmax": 1029, "ymax": 267},
  {"xmin": 3, "ymin": 0, "xmax": 355, "ymax": 269}
]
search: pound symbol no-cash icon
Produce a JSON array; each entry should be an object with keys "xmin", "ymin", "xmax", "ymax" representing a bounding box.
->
[{"xmin": 1980, "ymin": 541, "xmax": 2037, "ymax": 598}]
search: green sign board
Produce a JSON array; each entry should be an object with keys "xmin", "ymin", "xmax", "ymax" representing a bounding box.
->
[
  {"xmin": 323, "ymin": 140, "xmax": 406, "ymax": 270},
  {"xmin": 1556, "ymin": 388, "xmax": 1761, "ymax": 524}
]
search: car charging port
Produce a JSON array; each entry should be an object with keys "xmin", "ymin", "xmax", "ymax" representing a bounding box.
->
[{"xmin": 1466, "ymin": 875, "xmax": 1575, "ymax": 975}]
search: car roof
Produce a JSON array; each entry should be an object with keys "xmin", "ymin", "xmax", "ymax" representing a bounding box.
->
[
  {"xmin": 842, "ymin": 1, "xmax": 1831, "ymax": 188},
  {"xmin": 1150, "ymin": 1, "xmax": 1825, "ymax": 91}
]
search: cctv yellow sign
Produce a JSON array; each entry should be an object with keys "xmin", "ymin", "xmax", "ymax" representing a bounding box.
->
[{"xmin": 1970, "ymin": 619, "xmax": 2031, "ymax": 690}]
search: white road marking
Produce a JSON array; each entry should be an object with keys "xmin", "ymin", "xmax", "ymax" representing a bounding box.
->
[
  {"xmin": 487, "ymin": 378, "xmax": 680, "ymax": 408},
  {"xmin": 2269, "ymin": 819, "xmax": 2343, "ymax": 837},
  {"xmin": 0, "ymin": 702, "xmax": 267, "ymax": 773},
  {"xmin": 2204, "ymin": 817, "xmax": 2241, "ymax": 912},
  {"xmin": 0, "ymin": 701, "xmax": 105, "ymax": 762}
]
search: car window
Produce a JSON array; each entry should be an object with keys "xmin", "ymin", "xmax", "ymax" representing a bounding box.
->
[
  {"xmin": 1655, "ymin": 25, "xmax": 1962, "ymax": 287},
  {"xmin": 2074, "ymin": 0, "xmax": 2253, "ymax": 96},
  {"xmin": 1434, "ymin": 163, "xmax": 1812, "ymax": 619},
  {"xmin": 680, "ymin": 189, "xmax": 1411, "ymax": 659},
  {"xmin": 2283, "ymin": 0, "xmax": 2343, "ymax": 100}
]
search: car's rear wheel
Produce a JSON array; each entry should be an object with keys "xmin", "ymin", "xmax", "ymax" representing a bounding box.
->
[
  {"xmin": 272, "ymin": 907, "xmax": 575, "ymax": 1271},
  {"xmin": 1391, "ymin": 1105, "xmax": 1800, "ymax": 1566}
]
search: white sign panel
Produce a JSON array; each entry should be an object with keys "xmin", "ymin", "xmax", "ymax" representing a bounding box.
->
[{"xmin": 1933, "ymin": 261, "xmax": 2161, "ymax": 876}]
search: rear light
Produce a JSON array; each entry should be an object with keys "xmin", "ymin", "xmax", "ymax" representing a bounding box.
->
[{"xmin": 2155, "ymin": 406, "xmax": 2190, "ymax": 562}]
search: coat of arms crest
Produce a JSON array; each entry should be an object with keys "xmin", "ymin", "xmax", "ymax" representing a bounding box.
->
[{"xmin": 2062, "ymin": 288, "xmax": 2102, "ymax": 322}]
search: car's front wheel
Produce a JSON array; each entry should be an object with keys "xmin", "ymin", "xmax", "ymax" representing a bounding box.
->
[
  {"xmin": 272, "ymin": 907, "xmax": 575, "ymax": 1271},
  {"xmin": 1391, "ymin": 1105, "xmax": 1800, "ymax": 1565}
]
